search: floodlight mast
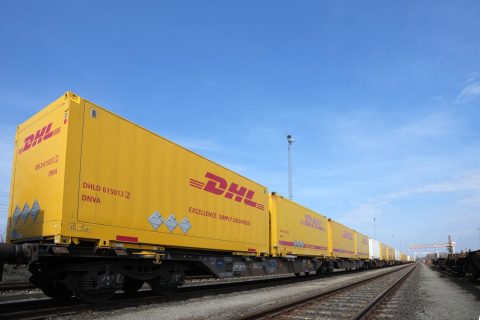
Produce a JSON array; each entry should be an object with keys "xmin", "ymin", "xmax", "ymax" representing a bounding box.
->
[{"xmin": 287, "ymin": 135, "xmax": 295, "ymax": 200}]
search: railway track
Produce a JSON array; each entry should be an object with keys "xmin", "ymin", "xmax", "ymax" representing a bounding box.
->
[
  {"xmin": 0, "ymin": 266, "xmax": 374, "ymax": 299},
  {"xmin": 243, "ymin": 263, "xmax": 417, "ymax": 320},
  {"xmin": 0, "ymin": 265, "xmax": 411, "ymax": 319},
  {"xmin": 0, "ymin": 282, "xmax": 34, "ymax": 292},
  {"xmin": 0, "ymin": 268, "xmax": 373, "ymax": 319}
]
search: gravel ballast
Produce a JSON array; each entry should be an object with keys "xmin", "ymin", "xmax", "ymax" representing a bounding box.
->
[
  {"xmin": 93, "ymin": 265, "xmax": 409, "ymax": 320},
  {"xmin": 372, "ymin": 263, "xmax": 480, "ymax": 320}
]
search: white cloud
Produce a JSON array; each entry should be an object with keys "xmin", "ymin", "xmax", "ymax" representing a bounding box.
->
[
  {"xmin": 379, "ymin": 171, "xmax": 480, "ymax": 201},
  {"xmin": 342, "ymin": 170, "xmax": 480, "ymax": 228},
  {"xmin": 458, "ymin": 194, "xmax": 480, "ymax": 207},
  {"xmin": 464, "ymin": 72, "xmax": 479, "ymax": 84},
  {"xmin": 331, "ymin": 109, "xmax": 459, "ymax": 157},
  {"xmin": 396, "ymin": 112, "xmax": 455, "ymax": 138},
  {"xmin": 456, "ymin": 82, "xmax": 480, "ymax": 103}
]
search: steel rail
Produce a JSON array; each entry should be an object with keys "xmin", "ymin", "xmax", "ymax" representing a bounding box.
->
[
  {"xmin": 0, "ymin": 267, "xmax": 381, "ymax": 319},
  {"xmin": 0, "ymin": 282, "xmax": 34, "ymax": 292},
  {"xmin": 350, "ymin": 263, "xmax": 418, "ymax": 320},
  {"xmin": 242, "ymin": 263, "xmax": 415, "ymax": 320},
  {"xmin": 0, "ymin": 264, "xmax": 413, "ymax": 319}
]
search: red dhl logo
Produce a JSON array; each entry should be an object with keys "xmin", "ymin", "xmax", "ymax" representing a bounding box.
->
[
  {"xmin": 301, "ymin": 214, "xmax": 325, "ymax": 231},
  {"xmin": 342, "ymin": 231, "xmax": 354, "ymax": 240},
  {"xmin": 18, "ymin": 122, "xmax": 61, "ymax": 154},
  {"xmin": 189, "ymin": 172, "xmax": 264, "ymax": 211}
]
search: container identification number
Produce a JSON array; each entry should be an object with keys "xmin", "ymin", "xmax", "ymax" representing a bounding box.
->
[{"xmin": 82, "ymin": 182, "xmax": 131, "ymax": 200}]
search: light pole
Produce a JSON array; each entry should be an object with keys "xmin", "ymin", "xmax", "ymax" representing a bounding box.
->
[
  {"xmin": 477, "ymin": 227, "xmax": 479, "ymax": 249},
  {"xmin": 287, "ymin": 135, "xmax": 295, "ymax": 200},
  {"xmin": 373, "ymin": 217, "xmax": 376, "ymax": 241}
]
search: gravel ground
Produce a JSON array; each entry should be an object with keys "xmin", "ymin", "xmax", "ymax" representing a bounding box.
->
[
  {"xmin": 372, "ymin": 263, "xmax": 480, "ymax": 320},
  {"xmin": 82, "ymin": 265, "xmax": 408, "ymax": 320},
  {"xmin": 0, "ymin": 264, "xmax": 30, "ymax": 283}
]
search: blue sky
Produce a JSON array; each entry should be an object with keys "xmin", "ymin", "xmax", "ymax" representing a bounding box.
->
[{"xmin": 1, "ymin": 1, "xmax": 479, "ymax": 253}]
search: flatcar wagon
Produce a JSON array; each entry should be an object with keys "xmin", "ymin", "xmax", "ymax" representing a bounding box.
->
[{"xmin": 0, "ymin": 92, "xmax": 409, "ymax": 303}]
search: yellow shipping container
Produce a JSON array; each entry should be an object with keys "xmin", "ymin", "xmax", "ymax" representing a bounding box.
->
[
  {"xmin": 269, "ymin": 193, "xmax": 328, "ymax": 257},
  {"xmin": 380, "ymin": 242, "xmax": 387, "ymax": 261},
  {"xmin": 8, "ymin": 92, "xmax": 269, "ymax": 254},
  {"xmin": 328, "ymin": 219, "xmax": 355, "ymax": 259},
  {"xmin": 387, "ymin": 246, "xmax": 395, "ymax": 261},
  {"xmin": 354, "ymin": 231, "xmax": 369, "ymax": 260}
]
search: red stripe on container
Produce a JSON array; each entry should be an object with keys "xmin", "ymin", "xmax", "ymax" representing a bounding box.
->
[
  {"xmin": 333, "ymin": 248, "xmax": 355, "ymax": 254},
  {"xmin": 304, "ymin": 244, "xmax": 328, "ymax": 250},
  {"xmin": 189, "ymin": 182, "xmax": 204, "ymax": 188},
  {"xmin": 116, "ymin": 235, "xmax": 138, "ymax": 243},
  {"xmin": 248, "ymin": 248, "xmax": 257, "ymax": 252},
  {"xmin": 278, "ymin": 240, "xmax": 326, "ymax": 251},
  {"xmin": 278, "ymin": 240, "xmax": 295, "ymax": 246}
]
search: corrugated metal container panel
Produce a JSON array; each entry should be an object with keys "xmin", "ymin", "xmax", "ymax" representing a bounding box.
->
[
  {"xmin": 9, "ymin": 92, "xmax": 270, "ymax": 254},
  {"xmin": 369, "ymin": 239, "xmax": 381, "ymax": 259},
  {"xmin": 395, "ymin": 249, "xmax": 401, "ymax": 261},
  {"xmin": 269, "ymin": 193, "xmax": 328, "ymax": 257},
  {"xmin": 8, "ymin": 92, "xmax": 83, "ymax": 242},
  {"xmin": 355, "ymin": 231, "xmax": 369, "ymax": 259},
  {"xmin": 328, "ymin": 219, "xmax": 355, "ymax": 259},
  {"xmin": 380, "ymin": 242, "xmax": 387, "ymax": 261},
  {"xmin": 386, "ymin": 245, "xmax": 395, "ymax": 261},
  {"xmin": 389, "ymin": 246, "xmax": 395, "ymax": 260}
]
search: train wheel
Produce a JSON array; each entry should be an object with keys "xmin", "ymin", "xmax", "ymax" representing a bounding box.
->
[
  {"xmin": 39, "ymin": 282, "xmax": 73, "ymax": 300},
  {"xmin": 149, "ymin": 272, "xmax": 183, "ymax": 295},
  {"xmin": 73, "ymin": 273, "xmax": 116, "ymax": 303},
  {"xmin": 318, "ymin": 264, "xmax": 327, "ymax": 276},
  {"xmin": 122, "ymin": 276, "xmax": 144, "ymax": 294},
  {"xmin": 468, "ymin": 263, "xmax": 479, "ymax": 283},
  {"xmin": 149, "ymin": 282, "xmax": 178, "ymax": 295}
]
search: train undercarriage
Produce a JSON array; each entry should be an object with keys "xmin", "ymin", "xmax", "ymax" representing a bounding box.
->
[
  {"xmin": 431, "ymin": 250, "xmax": 480, "ymax": 282},
  {"xmin": 0, "ymin": 242, "xmax": 327, "ymax": 303},
  {"xmin": 0, "ymin": 241, "xmax": 390, "ymax": 303}
]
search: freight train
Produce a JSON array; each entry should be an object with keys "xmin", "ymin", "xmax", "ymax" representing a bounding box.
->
[
  {"xmin": 0, "ymin": 92, "xmax": 411, "ymax": 303},
  {"xmin": 431, "ymin": 250, "xmax": 480, "ymax": 281}
]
